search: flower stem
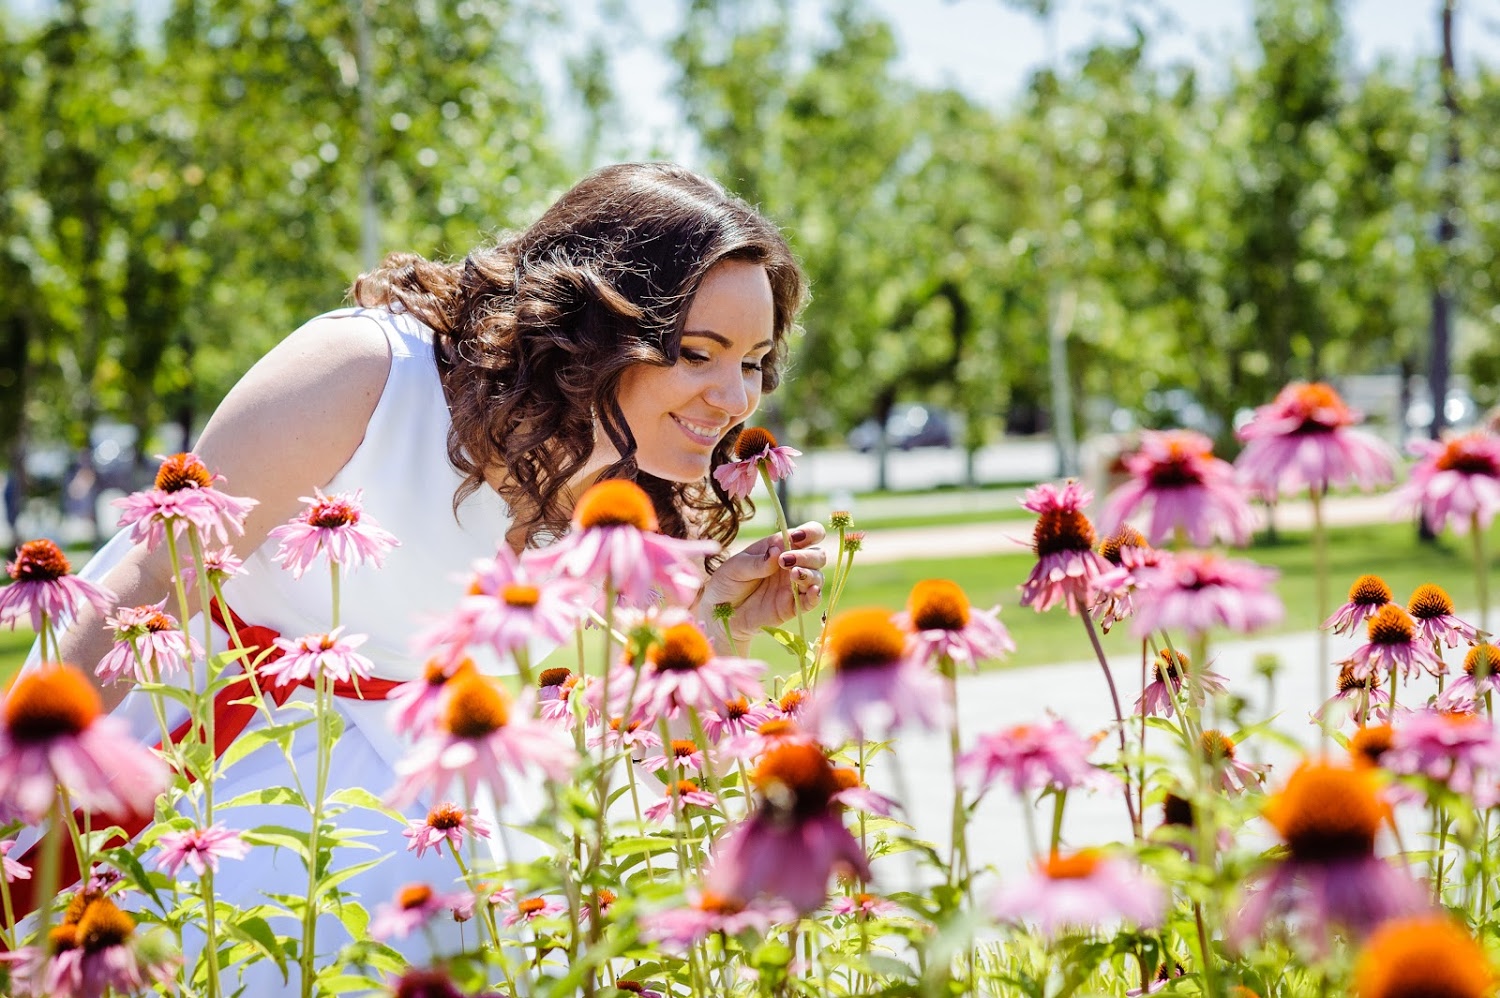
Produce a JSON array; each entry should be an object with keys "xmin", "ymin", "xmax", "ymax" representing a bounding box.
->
[
  {"xmin": 941, "ymin": 655, "xmax": 970, "ymax": 891},
  {"xmin": 1311, "ymin": 488, "xmax": 1330, "ymax": 744},
  {"xmin": 1080, "ymin": 612, "xmax": 1138, "ymax": 832},
  {"xmin": 1474, "ymin": 512, "xmax": 1490, "ymax": 634},
  {"xmin": 759, "ymin": 464, "xmax": 808, "ymax": 685}
]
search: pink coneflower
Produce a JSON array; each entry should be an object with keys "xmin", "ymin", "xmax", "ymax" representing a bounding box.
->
[
  {"xmin": 989, "ymin": 849, "xmax": 1165, "ymax": 937},
  {"xmin": 1134, "ymin": 649, "xmax": 1228, "ymax": 719},
  {"xmin": 895, "ymin": 579, "xmax": 1014, "ymax": 671},
  {"xmin": 701, "ymin": 696, "xmax": 756, "ymax": 743},
  {"xmin": 1353, "ymin": 916, "xmax": 1495, "ymax": 998},
  {"xmin": 644, "ymin": 780, "xmax": 719, "ymax": 823},
  {"xmin": 0, "ymin": 663, "xmax": 169, "ymax": 822},
  {"xmin": 830, "ymin": 765, "xmax": 899, "ymax": 817},
  {"xmin": 1018, "ymin": 481, "xmax": 1109, "ymax": 615},
  {"xmin": 268, "ymin": 487, "xmax": 399, "ymax": 578},
  {"xmin": 387, "ymin": 672, "xmax": 577, "ymax": 809},
  {"xmin": 1234, "ymin": 382, "xmax": 1396, "ymax": 500},
  {"xmin": 35, "ymin": 895, "xmax": 178, "ymax": 998},
  {"xmin": 1325, "ymin": 574, "xmax": 1394, "ymax": 636},
  {"xmin": 1, "ymin": 839, "xmax": 31, "ymax": 882},
  {"xmin": 1231, "ymin": 761, "xmax": 1428, "ymax": 950},
  {"xmin": 112, "ymin": 452, "xmax": 257, "ymax": 549},
  {"xmin": 94, "ymin": 601, "xmax": 200, "ymax": 684},
  {"xmin": 1315, "ymin": 663, "xmax": 1393, "ymax": 728},
  {"xmin": 588, "ymin": 715, "xmax": 661, "ymax": 756},
  {"xmin": 641, "ymin": 889, "xmax": 792, "ymax": 954},
  {"xmin": 536, "ymin": 668, "xmax": 596, "ymax": 727},
  {"xmin": 1437, "ymin": 644, "xmax": 1500, "ymax": 714},
  {"xmin": 765, "ymin": 686, "xmax": 808, "ymax": 721},
  {"xmin": 403, "ymin": 802, "xmax": 493, "ymax": 859},
  {"xmin": 611, "ymin": 980, "xmax": 665, "ymax": 998},
  {"xmin": 708, "ymin": 741, "xmax": 872, "ymax": 913},
  {"xmin": 1383, "ymin": 709, "xmax": 1500, "ymax": 808},
  {"xmin": 579, "ymin": 888, "xmax": 619, "ymax": 924},
  {"xmin": 501, "ymin": 895, "xmax": 568, "ymax": 928},
  {"xmin": 1099, "ymin": 429, "xmax": 1256, "ymax": 547},
  {"xmin": 719, "ymin": 716, "xmax": 812, "ymax": 762},
  {"xmin": 1201, "ymin": 730, "xmax": 1268, "ymax": 794},
  {"xmin": 178, "ymin": 545, "xmax": 244, "ymax": 591},
  {"xmin": 0, "ymin": 540, "xmax": 116, "ymax": 635},
  {"xmin": 713, "ymin": 427, "xmax": 801, "ymax": 500},
  {"xmin": 1407, "ymin": 583, "xmax": 1483, "ymax": 649},
  {"xmin": 958, "ymin": 716, "xmax": 1117, "ymax": 798},
  {"xmin": 1128, "ymin": 552, "xmax": 1284, "ymax": 640},
  {"xmin": 1341, "ymin": 604, "xmax": 1445, "ymax": 683},
  {"xmin": 371, "ymin": 883, "xmax": 468, "ymax": 940},
  {"xmin": 803, "ymin": 609, "xmax": 947, "ymax": 741},
  {"xmin": 386, "ymin": 967, "xmax": 469, "ymax": 998},
  {"xmin": 152, "ymin": 823, "xmax": 250, "ymax": 878},
  {"xmin": 641, "ymin": 739, "xmax": 706, "ymax": 776},
  {"xmin": 417, "ymin": 546, "xmax": 587, "ymax": 666},
  {"xmin": 263, "ymin": 627, "xmax": 374, "ymax": 688},
  {"xmin": 1394, "ymin": 431, "xmax": 1500, "ymax": 535},
  {"xmin": 526, "ymin": 479, "xmax": 718, "ymax": 609},
  {"xmin": 450, "ymin": 884, "xmax": 515, "ymax": 923},
  {"xmin": 1090, "ymin": 526, "xmax": 1159, "ymax": 632},
  {"xmin": 599, "ymin": 621, "xmax": 766, "ymax": 724},
  {"xmin": 830, "ymin": 892, "xmax": 901, "ymax": 918},
  {"xmin": 388, "ymin": 657, "xmax": 475, "ymax": 739}
]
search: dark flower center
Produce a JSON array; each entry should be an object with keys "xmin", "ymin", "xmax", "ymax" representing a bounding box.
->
[
  {"xmin": 826, "ymin": 609, "xmax": 905, "ymax": 671},
  {"xmin": 574, "ymin": 480, "xmax": 659, "ymax": 531},
  {"xmin": 1098, "ymin": 526, "xmax": 1148, "ymax": 565},
  {"xmin": 753, "ymin": 742, "xmax": 839, "ymax": 819},
  {"xmin": 1367, "ymin": 605, "xmax": 1416, "ymax": 645},
  {"xmin": 9, "ymin": 538, "xmax": 71, "ymax": 582},
  {"xmin": 154, "ymin": 453, "xmax": 214, "ymax": 492},
  {"xmin": 426, "ymin": 803, "xmax": 465, "ymax": 831},
  {"xmin": 650, "ymin": 624, "xmax": 712, "ymax": 672},
  {"xmin": 538, "ymin": 667, "xmax": 572, "ymax": 689},
  {"xmin": 399, "ymin": 884, "xmax": 434, "ymax": 910},
  {"xmin": 734, "ymin": 426, "xmax": 778, "ymax": 460},
  {"xmin": 443, "ymin": 675, "xmax": 510, "ymax": 739},
  {"xmin": 1407, "ymin": 583, "xmax": 1454, "ymax": 620},
  {"xmin": 76, "ymin": 898, "xmax": 135, "ymax": 952},
  {"xmin": 1465, "ymin": 644, "xmax": 1500, "ymax": 679},
  {"xmin": 1033, "ymin": 508, "xmax": 1097, "ymax": 557},
  {"xmin": 1268, "ymin": 764, "xmax": 1382, "ymax": 862},
  {"xmin": 4, "ymin": 664, "xmax": 101, "ymax": 742},
  {"xmin": 307, "ymin": 498, "xmax": 358, "ymax": 528},
  {"xmin": 908, "ymin": 579, "xmax": 970, "ymax": 631},
  {"xmin": 1435, "ymin": 440, "xmax": 1500, "ymax": 476},
  {"xmin": 1144, "ymin": 442, "xmax": 1206, "ymax": 487}
]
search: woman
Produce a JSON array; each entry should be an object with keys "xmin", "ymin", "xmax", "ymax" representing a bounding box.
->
[{"xmin": 39, "ymin": 163, "xmax": 824, "ymax": 979}]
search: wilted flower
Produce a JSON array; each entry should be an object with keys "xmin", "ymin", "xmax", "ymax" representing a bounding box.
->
[
  {"xmin": 958, "ymin": 716, "xmax": 1117, "ymax": 797},
  {"xmin": 895, "ymin": 579, "xmax": 1014, "ymax": 671},
  {"xmin": 1128, "ymin": 552, "xmax": 1284, "ymax": 640},
  {"xmin": 403, "ymin": 802, "xmax": 492, "ymax": 859},
  {"xmin": 112, "ymin": 452, "xmax": 256, "ymax": 549},
  {"xmin": 1099, "ymin": 430, "xmax": 1256, "ymax": 547},
  {"xmin": 1234, "ymin": 382, "xmax": 1396, "ymax": 500},
  {"xmin": 153, "ymin": 823, "xmax": 250, "ymax": 879},
  {"xmin": 1394, "ymin": 431, "xmax": 1500, "ymax": 534},
  {"xmin": 1352, "ymin": 915, "xmax": 1494, "ymax": 998},
  {"xmin": 1325, "ymin": 574, "xmax": 1394, "ymax": 636},
  {"xmin": 989, "ymin": 849, "xmax": 1165, "ymax": 937},
  {"xmin": 713, "ymin": 426, "xmax": 801, "ymax": 500},
  {"xmin": 803, "ymin": 608, "xmax": 947, "ymax": 741},
  {"xmin": 0, "ymin": 540, "xmax": 116, "ymax": 635},
  {"xmin": 1134, "ymin": 649, "xmax": 1228, "ymax": 719},
  {"xmin": 268, "ymin": 487, "xmax": 399, "ymax": 578},
  {"xmin": 95, "ymin": 601, "xmax": 200, "ymax": 684},
  {"xmin": 1019, "ymin": 481, "xmax": 1109, "ymax": 615}
]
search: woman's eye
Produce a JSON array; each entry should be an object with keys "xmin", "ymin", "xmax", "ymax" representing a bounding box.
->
[
  {"xmin": 742, "ymin": 360, "xmax": 764, "ymax": 373},
  {"xmin": 681, "ymin": 350, "xmax": 710, "ymax": 364}
]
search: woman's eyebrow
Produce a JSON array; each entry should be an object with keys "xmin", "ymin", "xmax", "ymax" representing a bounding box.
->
[{"xmin": 682, "ymin": 330, "xmax": 774, "ymax": 351}]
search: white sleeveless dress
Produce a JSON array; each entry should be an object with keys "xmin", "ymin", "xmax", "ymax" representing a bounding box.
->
[{"xmin": 66, "ymin": 307, "xmax": 537, "ymax": 988}]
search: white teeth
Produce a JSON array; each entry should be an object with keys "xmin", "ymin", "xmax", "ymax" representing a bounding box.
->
[{"xmin": 676, "ymin": 416, "xmax": 721, "ymax": 438}]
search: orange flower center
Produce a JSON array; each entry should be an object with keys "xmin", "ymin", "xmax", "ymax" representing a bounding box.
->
[
  {"xmin": 518, "ymin": 897, "xmax": 548, "ymax": 917},
  {"xmin": 49, "ymin": 923, "xmax": 80, "ymax": 954},
  {"xmin": 697, "ymin": 890, "xmax": 745, "ymax": 915},
  {"xmin": 143, "ymin": 612, "xmax": 176, "ymax": 632},
  {"xmin": 443, "ymin": 674, "xmax": 511, "ymax": 739},
  {"xmin": 722, "ymin": 696, "xmax": 749, "ymax": 719},
  {"xmin": 76, "ymin": 897, "xmax": 135, "ymax": 952},
  {"xmin": 1368, "ymin": 604, "xmax": 1416, "ymax": 645},
  {"xmin": 1264, "ymin": 761, "xmax": 1384, "ymax": 862},
  {"xmin": 908, "ymin": 579, "xmax": 971, "ymax": 631},
  {"xmin": 573, "ymin": 479, "xmax": 659, "ymax": 531},
  {"xmin": 1350, "ymin": 725, "xmax": 1394, "ymax": 767},
  {"xmin": 426, "ymin": 803, "xmax": 466, "ymax": 830},
  {"xmin": 826, "ymin": 609, "xmax": 905, "ymax": 672},
  {"xmin": 670, "ymin": 780, "xmax": 701, "ymax": 796},
  {"xmin": 154, "ymin": 452, "xmax": 214, "ymax": 492},
  {"xmin": 307, "ymin": 497, "xmax": 359, "ymax": 528},
  {"xmin": 502, "ymin": 584, "xmax": 540, "ymax": 608},
  {"xmin": 64, "ymin": 888, "xmax": 103, "ymax": 926},
  {"xmin": 670, "ymin": 739, "xmax": 698, "ymax": 758},
  {"xmin": 4, "ymin": 663, "xmax": 101, "ymax": 742},
  {"xmin": 756, "ymin": 718, "xmax": 797, "ymax": 738},
  {"xmin": 734, "ymin": 426, "xmax": 778, "ymax": 460},
  {"xmin": 1154, "ymin": 649, "xmax": 1189, "ymax": 684},
  {"xmin": 1435, "ymin": 438, "xmax": 1500, "ymax": 476},
  {"xmin": 753, "ymin": 742, "xmax": 840, "ymax": 818},
  {"xmin": 1337, "ymin": 663, "xmax": 1371, "ymax": 693},
  {"xmin": 1145, "ymin": 439, "xmax": 1210, "ymax": 487},
  {"xmin": 1033, "ymin": 507, "xmax": 1097, "ymax": 557},
  {"xmin": 1354, "ymin": 915, "xmax": 1493, "ymax": 998},
  {"xmin": 1466, "ymin": 644, "xmax": 1500, "ymax": 679},
  {"xmin": 1041, "ymin": 849, "xmax": 1103, "ymax": 880},
  {"xmin": 1408, "ymin": 583, "xmax": 1455, "ymax": 620},
  {"xmin": 1200, "ymin": 729, "xmax": 1236, "ymax": 762},
  {"xmin": 596, "ymin": 888, "xmax": 617, "ymax": 906},
  {"xmin": 538, "ymin": 667, "xmax": 572, "ymax": 689},
  {"xmin": 9, "ymin": 538, "xmax": 71, "ymax": 582},
  {"xmin": 831, "ymin": 766, "xmax": 862, "ymax": 792},
  {"xmin": 649, "ymin": 623, "xmax": 713, "ymax": 672},
  {"xmin": 1348, "ymin": 574, "xmax": 1394, "ymax": 606},
  {"xmin": 1285, "ymin": 383, "xmax": 1350, "ymax": 430},
  {"xmin": 778, "ymin": 688, "xmax": 805, "ymax": 713},
  {"xmin": 398, "ymin": 883, "xmax": 434, "ymax": 910},
  {"xmin": 1098, "ymin": 526, "xmax": 1148, "ymax": 565}
]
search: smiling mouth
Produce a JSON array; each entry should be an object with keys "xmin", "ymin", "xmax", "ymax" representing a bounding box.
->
[{"xmin": 672, "ymin": 415, "xmax": 724, "ymax": 446}]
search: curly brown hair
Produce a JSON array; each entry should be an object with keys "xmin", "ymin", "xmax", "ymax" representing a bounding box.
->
[{"xmin": 352, "ymin": 163, "xmax": 806, "ymax": 555}]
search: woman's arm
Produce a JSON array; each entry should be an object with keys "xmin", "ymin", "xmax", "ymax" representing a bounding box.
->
[{"xmin": 56, "ymin": 314, "xmax": 394, "ymax": 711}]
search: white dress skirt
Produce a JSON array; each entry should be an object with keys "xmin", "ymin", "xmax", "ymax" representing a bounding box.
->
[{"xmin": 40, "ymin": 307, "xmax": 546, "ymax": 992}]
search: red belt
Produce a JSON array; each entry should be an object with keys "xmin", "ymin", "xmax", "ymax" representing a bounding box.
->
[{"xmin": 8, "ymin": 602, "xmax": 402, "ymax": 924}]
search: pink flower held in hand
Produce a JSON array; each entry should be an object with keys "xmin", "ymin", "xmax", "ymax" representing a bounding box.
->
[
  {"xmin": 1099, "ymin": 429, "xmax": 1256, "ymax": 547},
  {"xmin": 989, "ymin": 849, "xmax": 1165, "ymax": 937},
  {"xmin": 1127, "ymin": 551, "xmax": 1284, "ymax": 640},
  {"xmin": 269, "ymin": 487, "xmax": 399, "ymax": 578},
  {"xmin": 153, "ymin": 823, "xmax": 250, "ymax": 878},
  {"xmin": 1340, "ymin": 604, "xmax": 1445, "ymax": 683},
  {"xmin": 597, "ymin": 621, "xmax": 765, "ymax": 725},
  {"xmin": 713, "ymin": 426, "xmax": 801, "ymax": 500},
  {"xmin": 264, "ymin": 627, "xmax": 375, "ymax": 688},
  {"xmin": 1019, "ymin": 481, "xmax": 1110, "ymax": 615},
  {"xmin": 1324, "ymin": 574, "xmax": 1393, "ymax": 636},
  {"xmin": 371, "ymin": 883, "xmax": 469, "ymax": 940},
  {"xmin": 95, "ymin": 601, "xmax": 201, "ymax": 684},
  {"xmin": 1234, "ymin": 382, "xmax": 1396, "ymax": 500},
  {"xmin": 958, "ymin": 716, "xmax": 1117, "ymax": 797},
  {"xmin": 403, "ymin": 801, "xmax": 492, "ymax": 859},
  {"xmin": 895, "ymin": 579, "xmax": 1014, "ymax": 671},
  {"xmin": 1406, "ymin": 583, "xmax": 1483, "ymax": 649},
  {"xmin": 0, "ymin": 663, "xmax": 169, "ymax": 823},
  {"xmin": 1394, "ymin": 430, "xmax": 1500, "ymax": 535},
  {"xmin": 525, "ymin": 479, "xmax": 718, "ymax": 609},
  {"xmin": 0, "ymin": 540, "xmax": 116, "ymax": 635},
  {"xmin": 803, "ymin": 608, "xmax": 947, "ymax": 742},
  {"xmin": 113, "ymin": 452, "xmax": 256, "ymax": 549}
]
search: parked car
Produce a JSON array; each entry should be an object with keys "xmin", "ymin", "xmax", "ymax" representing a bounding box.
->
[
  {"xmin": 1406, "ymin": 388, "xmax": 1480, "ymax": 433},
  {"xmin": 847, "ymin": 404, "xmax": 956, "ymax": 453}
]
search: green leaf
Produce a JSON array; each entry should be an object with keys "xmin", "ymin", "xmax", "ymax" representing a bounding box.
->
[
  {"xmin": 101, "ymin": 846, "xmax": 167, "ymax": 911},
  {"xmin": 220, "ymin": 786, "xmax": 306, "ymax": 809},
  {"xmin": 226, "ymin": 915, "xmax": 288, "ymax": 982},
  {"xmin": 326, "ymin": 786, "xmax": 404, "ymax": 821},
  {"xmin": 218, "ymin": 719, "xmax": 312, "ymax": 773},
  {"xmin": 243, "ymin": 825, "xmax": 312, "ymax": 862}
]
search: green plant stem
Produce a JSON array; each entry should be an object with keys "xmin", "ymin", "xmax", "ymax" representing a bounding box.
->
[
  {"xmin": 299, "ymin": 670, "xmax": 331, "ymax": 998},
  {"xmin": 759, "ymin": 464, "xmax": 808, "ymax": 686},
  {"xmin": 1048, "ymin": 789, "xmax": 1068, "ymax": 856},
  {"xmin": 1080, "ymin": 612, "xmax": 1138, "ymax": 832},
  {"xmin": 941, "ymin": 655, "xmax": 970, "ymax": 891},
  {"xmin": 1311, "ymin": 488, "xmax": 1330, "ymax": 743},
  {"xmin": 1475, "ymin": 512, "xmax": 1491, "ymax": 634}
]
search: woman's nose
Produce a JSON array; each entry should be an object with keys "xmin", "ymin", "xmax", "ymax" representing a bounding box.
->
[{"xmin": 704, "ymin": 365, "xmax": 751, "ymax": 417}]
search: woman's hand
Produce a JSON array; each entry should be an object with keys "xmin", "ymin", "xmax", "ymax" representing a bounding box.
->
[{"xmin": 699, "ymin": 522, "xmax": 827, "ymax": 645}]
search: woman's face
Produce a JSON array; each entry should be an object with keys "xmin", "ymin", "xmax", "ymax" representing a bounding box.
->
[{"xmin": 614, "ymin": 259, "xmax": 775, "ymax": 483}]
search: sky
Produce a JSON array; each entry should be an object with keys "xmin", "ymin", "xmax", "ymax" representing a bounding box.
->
[{"xmin": 554, "ymin": 0, "xmax": 1500, "ymax": 161}]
